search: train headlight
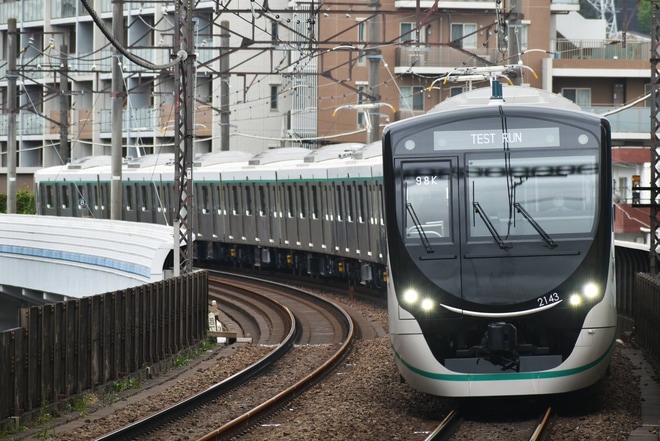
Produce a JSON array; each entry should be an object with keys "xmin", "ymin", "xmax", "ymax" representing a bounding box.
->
[
  {"xmin": 569, "ymin": 294, "xmax": 582, "ymax": 306},
  {"xmin": 421, "ymin": 298, "xmax": 434, "ymax": 311},
  {"xmin": 403, "ymin": 289, "xmax": 419, "ymax": 304},
  {"xmin": 583, "ymin": 282, "xmax": 599, "ymax": 299}
]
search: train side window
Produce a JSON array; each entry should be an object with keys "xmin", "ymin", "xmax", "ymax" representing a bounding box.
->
[
  {"xmin": 231, "ymin": 186, "xmax": 240, "ymax": 215},
  {"xmin": 346, "ymin": 184, "xmax": 354, "ymax": 223},
  {"xmin": 258, "ymin": 186, "xmax": 267, "ymax": 216},
  {"xmin": 141, "ymin": 185, "xmax": 150, "ymax": 212},
  {"xmin": 336, "ymin": 185, "xmax": 344, "ymax": 222},
  {"xmin": 245, "ymin": 185, "xmax": 253, "ymax": 216},
  {"xmin": 100, "ymin": 185, "xmax": 107, "ymax": 210},
  {"xmin": 286, "ymin": 185, "xmax": 295, "ymax": 218},
  {"xmin": 323, "ymin": 184, "xmax": 333, "ymax": 221},
  {"xmin": 298, "ymin": 184, "xmax": 307, "ymax": 219},
  {"xmin": 45, "ymin": 185, "xmax": 53, "ymax": 208},
  {"xmin": 379, "ymin": 184, "xmax": 385, "ymax": 225},
  {"xmin": 215, "ymin": 185, "xmax": 224, "ymax": 215},
  {"xmin": 200, "ymin": 186, "xmax": 210, "ymax": 214},
  {"xmin": 61, "ymin": 185, "xmax": 70, "ymax": 209},
  {"xmin": 357, "ymin": 184, "xmax": 366, "ymax": 223},
  {"xmin": 311, "ymin": 186, "xmax": 319, "ymax": 220},
  {"xmin": 126, "ymin": 186, "xmax": 134, "ymax": 211}
]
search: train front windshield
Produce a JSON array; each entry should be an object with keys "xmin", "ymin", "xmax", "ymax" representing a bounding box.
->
[
  {"xmin": 403, "ymin": 150, "xmax": 599, "ymax": 246},
  {"xmin": 467, "ymin": 151, "xmax": 598, "ymax": 241}
]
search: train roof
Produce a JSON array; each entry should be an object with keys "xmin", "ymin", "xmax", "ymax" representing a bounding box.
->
[
  {"xmin": 429, "ymin": 85, "xmax": 583, "ymax": 113},
  {"xmin": 193, "ymin": 150, "xmax": 254, "ymax": 167},
  {"xmin": 303, "ymin": 143, "xmax": 364, "ymax": 163}
]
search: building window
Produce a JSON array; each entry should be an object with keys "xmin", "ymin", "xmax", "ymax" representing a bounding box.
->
[
  {"xmin": 270, "ymin": 85, "xmax": 279, "ymax": 110},
  {"xmin": 450, "ymin": 86, "xmax": 466, "ymax": 97},
  {"xmin": 562, "ymin": 88, "xmax": 591, "ymax": 107},
  {"xmin": 508, "ymin": 24, "xmax": 528, "ymax": 52},
  {"xmin": 400, "ymin": 22, "xmax": 426, "ymax": 44},
  {"xmin": 400, "ymin": 86, "xmax": 424, "ymax": 112},
  {"xmin": 451, "ymin": 23, "xmax": 477, "ymax": 49},
  {"xmin": 358, "ymin": 20, "xmax": 367, "ymax": 66},
  {"xmin": 271, "ymin": 21, "xmax": 279, "ymax": 42}
]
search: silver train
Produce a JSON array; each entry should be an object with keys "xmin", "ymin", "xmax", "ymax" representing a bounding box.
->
[
  {"xmin": 33, "ymin": 142, "xmax": 387, "ymax": 287},
  {"xmin": 382, "ymin": 85, "xmax": 616, "ymax": 397}
]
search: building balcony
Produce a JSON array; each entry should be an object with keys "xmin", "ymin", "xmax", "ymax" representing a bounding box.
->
[
  {"xmin": 0, "ymin": 112, "xmax": 48, "ymax": 137},
  {"xmin": 552, "ymin": 39, "xmax": 649, "ymax": 77},
  {"xmin": 394, "ymin": 45, "xmax": 499, "ymax": 74},
  {"xmin": 0, "ymin": 0, "xmax": 44, "ymax": 26},
  {"xmin": 585, "ymin": 106, "xmax": 650, "ymax": 139}
]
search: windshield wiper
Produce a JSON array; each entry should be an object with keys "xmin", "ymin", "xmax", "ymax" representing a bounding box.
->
[
  {"xmin": 473, "ymin": 202, "xmax": 511, "ymax": 250},
  {"xmin": 514, "ymin": 202, "xmax": 557, "ymax": 249},
  {"xmin": 406, "ymin": 203, "xmax": 434, "ymax": 254}
]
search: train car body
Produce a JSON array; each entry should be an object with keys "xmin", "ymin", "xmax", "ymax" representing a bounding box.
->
[
  {"xmin": 382, "ymin": 85, "xmax": 616, "ymax": 397},
  {"xmin": 33, "ymin": 143, "xmax": 386, "ymax": 286}
]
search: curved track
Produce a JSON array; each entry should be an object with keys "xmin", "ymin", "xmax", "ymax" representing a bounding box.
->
[{"xmin": 95, "ymin": 272, "xmax": 354, "ymax": 441}]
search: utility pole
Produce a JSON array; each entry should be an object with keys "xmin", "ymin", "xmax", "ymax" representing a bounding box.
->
[
  {"xmin": 650, "ymin": 0, "xmax": 660, "ymax": 274},
  {"xmin": 220, "ymin": 20, "xmax": 230, "ymax": 151},
  {"xmin": 6, "ymin": 18, "xmax": 17, "ymax": 214},
  {"xmin": 174, "ymin": 0, "xmax": 196, "ymax": 274},
  {"xmin": 110, "ymin": 0, "xmax": 124, "ymax": 220},
  {"xmin": 59, "ymin": 44, "xmax": 69, "ymax": 164},
  {"xmin": 367, "ymin": 0, "xmax": 382, "ymax": 144}
]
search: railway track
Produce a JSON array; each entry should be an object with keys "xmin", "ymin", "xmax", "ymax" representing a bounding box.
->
[
  {"xmin": 95, "ymin": 272, "xmax": 354, "ymax": 441},
  {"xmin": 424, "ymin": 405, "xmax": 554, "ymax": 441}
]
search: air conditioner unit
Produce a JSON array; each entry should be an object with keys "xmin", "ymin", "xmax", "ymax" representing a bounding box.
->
[{"xmin": 408, "ymin": 53, "xmax": 425, "ymax": 66}]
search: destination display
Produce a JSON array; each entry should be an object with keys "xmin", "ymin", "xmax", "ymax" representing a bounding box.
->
[{"xmin": 434, "ymin": 127, "xmax": 562, "ymax": 150}]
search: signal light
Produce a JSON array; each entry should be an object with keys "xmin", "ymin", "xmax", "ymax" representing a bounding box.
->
[{"xmin": 338, "ymin": 261, "xmax": 344, "ymax": 273}]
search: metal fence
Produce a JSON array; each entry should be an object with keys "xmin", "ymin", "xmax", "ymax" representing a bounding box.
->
[
  {"xmin": 634, "ymin": 273, "xmax": 660, "ymax": 365},
  {"xmin": 0, "ymin": 270, "xmax": 208, "ymax": 421}
]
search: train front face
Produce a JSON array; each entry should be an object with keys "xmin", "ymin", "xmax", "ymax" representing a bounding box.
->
[{"xmin": 382, "ymin": 105, "xmax": 615, "ymax": 397}]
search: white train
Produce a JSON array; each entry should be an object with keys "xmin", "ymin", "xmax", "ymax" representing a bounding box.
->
[
  {"xmin": 34, "ymin": 84, "xmax": 617, "ymax": 397},
  {"xmin": 382, "ymin": 85, "xmax": 616, "ymax": 396},
  {"xmin": 34, "ymin": 142, "xmax": 387, "ymax": 288}
]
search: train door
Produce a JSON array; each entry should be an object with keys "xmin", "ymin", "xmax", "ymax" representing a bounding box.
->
[
  {"xmin": 279, "ymin": 183, "xmax": 293, "ymax": 249},
  {"xmin": 242, "ymin": 182, "xmax": 257, "ymax": 243},
  {"xmin": 334, "ymin": 182, "xmax": 348, "ymax": 258},
  {"xmin": 39, "ymin": 184, "xmax": 56, "ymax": 216},
  {"xmin": 96, "ymin": 181, "xmax": 110, "ymax": 219},
  {"xmin": 296, "ymin": 182, "xmax": 312, "ymax": 251},
  {"xmin": 59, "ymin": 183, "xmax": 74, "ymax": 217},
  {"xmin": 227, "ymin": 182, "xmax": 243, "ymax": 244},
  {"xmin": 123, "ymin": 183, "xmax": 137, "ymax": 222},
  {"xmin": 345, "ymin": 181, "xmax": 359, "ymax": 259},
  {"xmin": 196, "ymin": 182, "xmax": 214, "ymax": 240},
  {"xmin": 308, "ymin": 182, "xmax": 324, "ymax": 254},
  {"xmin": 321, "ymin": 182, "xmax": 336, "ymax": 256},
  {"xmin": 269, "ymin": 182, "xmax": 282, "ymax": 246},
  {"xmin": 255, "ymin": 183, "xmax": 271, "ymax": 245},
  {"xmin": 137, "ymin": 183, "xmax": 154, "ymax": 223},
  {"xmin": 355, "ymin": 181, "xmax": 370, "ymax": 260},
  {"xmin": 214, "ymin": 181, "xmax": 227, "ymax": 241},
  {"xmin": 374, "ymin": 180, "xmax": 387, "ymax": 263}
]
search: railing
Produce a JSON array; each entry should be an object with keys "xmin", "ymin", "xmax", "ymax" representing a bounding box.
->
[
  {"xmin": 586, "ymin": 106, "xmax": 650, "ymax": 134},
  {"xmin": 554, "ymin": 38, "xmax": 650, "ymax": 61},
  {"xmin": 0, "ymin": 270, "xmax": 208, "ymax": 422},
  {"xmin": 396, "ymin": 46, "xmax": 501, "ymax": 69},
  {"xmin": 0, "ymin": 112, "xmax": 46, "ymax": 137},
  {"xmin": 0, "ymin": 0, "xmax": 44, "ymax": 25},
  {"xmin": 634, "ymin": 273, "xmax": 660, "ymax": 365}
]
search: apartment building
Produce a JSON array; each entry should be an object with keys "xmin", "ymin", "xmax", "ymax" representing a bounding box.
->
[{"xmin": 0, "ymin": 0, "xmax": 654, "ymax": 241}]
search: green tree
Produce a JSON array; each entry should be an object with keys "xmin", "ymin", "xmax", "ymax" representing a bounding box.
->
[
  {"xmin": 1, "ymin": 188, "xmax": 36, "ymax": 214},
  {"xmin": 638, "ymin": 0, "xmax": 651, "ymax": 35}
]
